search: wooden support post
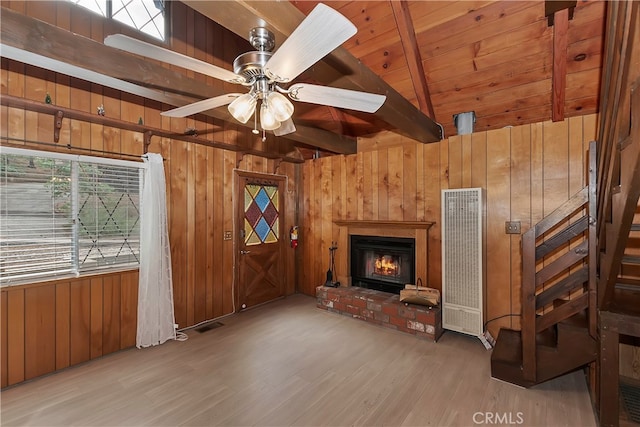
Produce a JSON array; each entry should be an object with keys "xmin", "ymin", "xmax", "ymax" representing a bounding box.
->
[
  {"xmin": 551, "ymin": 8, "xmax": 569, "ymax": 122},
  {"xmin": 599, "ymin": 312, "xmax": 619, "ymax": 427}
]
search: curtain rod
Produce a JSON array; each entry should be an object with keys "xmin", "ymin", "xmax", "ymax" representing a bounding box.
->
[{"xmin": 1, "ymin": 136, "xmax": 144, "ymax": 161}]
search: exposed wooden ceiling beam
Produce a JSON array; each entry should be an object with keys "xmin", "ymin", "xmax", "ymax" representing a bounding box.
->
[
  {"xmin": 390, "ymin": 0, "xmax": 435, "ymax": 118},
  {"xmin": 551, "ymin": 7, "xmax": 569, "ymax": 122},
  {"xmin": 0, "ymin": 6, "xmax": 357, "ymax": 155},
  {"xmin": 182, "ymin": 0, "xmax": 443, "ymax": 143}
]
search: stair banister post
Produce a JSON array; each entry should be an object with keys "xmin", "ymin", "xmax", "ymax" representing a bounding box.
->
[{"xmin": 521, "ymin": 227, "xmax": 537, "ymax": 382}]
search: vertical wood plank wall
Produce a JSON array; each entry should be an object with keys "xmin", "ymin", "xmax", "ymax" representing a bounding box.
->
[
  {"xmin": 298, "ymin": 114, "xmax": 597, "ymax": 338},
  {"xmin": 1, "ymin": 2, "xmax": 298, "ymax": 387}
]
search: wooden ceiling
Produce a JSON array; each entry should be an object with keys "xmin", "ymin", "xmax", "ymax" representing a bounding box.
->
[
  {"xmin": 182, "ymin": 0, "xmax": 605, "ymax": 144},
  {"xmin": 293, "ymin": 0, "xmax": 605, "ymax": 139},
  {"xmin": 2, "ymin": 0, "xmax": 606, "ymax": 155}
]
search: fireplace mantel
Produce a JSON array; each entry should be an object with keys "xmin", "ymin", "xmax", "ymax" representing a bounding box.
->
[{"xmin": 334, "ymin": 220, "xmax": 434, "ymax": 229}]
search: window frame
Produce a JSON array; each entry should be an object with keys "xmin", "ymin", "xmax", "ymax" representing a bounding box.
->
[
  {"xmin": 70, "ymin": 0, "xmax": 168, "ymax": 42},
  {"xmin": 0, "ymin": 147, "xmax": 147, "ymax": 287}
]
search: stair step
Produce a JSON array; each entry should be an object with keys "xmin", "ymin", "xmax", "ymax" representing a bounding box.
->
[
  {"xmin": 490, "ymin": 329, "xmax": 533, "ymax": 388},
  {"xmin": 559, "ymin": 308, "xmax": 590, "ymax": 330},
  {"xmin": 623, "ymin": 255, "xmax": 640, "ymax": 265},
  {"xmin": 491, "ymin": 324, "xmax": 597, "ymax": 388},
  {"xmin": 631, "ymin": 224, "xmax": 640, "ymax": 232},
  {"xmin": 535, "ymin": 323, "xmax": 557, "ymax": 348}
]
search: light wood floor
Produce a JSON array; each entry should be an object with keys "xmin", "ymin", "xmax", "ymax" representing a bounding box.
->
[{"xmin": 1, "ymin": 294, "xmax": 597, "ymax": 426}]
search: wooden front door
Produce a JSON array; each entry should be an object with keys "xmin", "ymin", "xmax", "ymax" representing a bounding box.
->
[{"xmin": 236, "ymin": 172, "xmax": 286, "ymax": 310}]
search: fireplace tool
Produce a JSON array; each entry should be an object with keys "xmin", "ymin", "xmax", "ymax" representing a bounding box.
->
[{"xmin": 324, "ymin": 242, "xmax": 340, "ymax": 287}]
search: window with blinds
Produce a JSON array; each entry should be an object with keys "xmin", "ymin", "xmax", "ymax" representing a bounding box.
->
[{"xmin": 0, "ymin": 147, "xmax": 144, "ymax": 286}]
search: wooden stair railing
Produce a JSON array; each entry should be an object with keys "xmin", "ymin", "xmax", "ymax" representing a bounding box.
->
[{"xmin": 521, "ymin": 142, "xmax": 597, "ymax": 383}]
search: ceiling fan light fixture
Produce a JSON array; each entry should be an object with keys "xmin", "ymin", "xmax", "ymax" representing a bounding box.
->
[
  {"xmin": 267, "ymin": 91, "xmax": 294, "ymax": 122},
  {"xmin": 260, "ymin": 102, "xmax": 281, "ymax": 130},
  {"xmin": 228, "ymin": 93, "xmax": 256, "ymax": 123}
]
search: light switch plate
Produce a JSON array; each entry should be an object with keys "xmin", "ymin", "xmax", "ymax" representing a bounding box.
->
[
  {"xmin": 505, "ymin": 221, "xmax": 521, "ymax": 234},
  {"xmin": 224, "ymin": 231, "xmax": 232, "ymax": 240}
]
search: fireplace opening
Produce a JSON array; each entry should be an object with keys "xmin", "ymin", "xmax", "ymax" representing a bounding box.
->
[{"xmin": 350, "ymin": 235, "xmax": 415, "ymax": 294}]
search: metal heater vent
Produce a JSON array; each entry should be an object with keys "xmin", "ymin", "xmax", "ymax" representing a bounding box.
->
[{"xmin": 441, "ymin": 188, "xmax": 485, "ymax": 336}]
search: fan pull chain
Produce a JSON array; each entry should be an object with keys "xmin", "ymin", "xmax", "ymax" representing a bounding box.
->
[{"xmin": 252, "ymin": 109, "xmax": 259, "ymax": 135}]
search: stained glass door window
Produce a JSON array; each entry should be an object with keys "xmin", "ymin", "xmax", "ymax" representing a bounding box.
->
[{"xmin": 244, "ymin": 183, "xmax": 279, "ymax": 246}]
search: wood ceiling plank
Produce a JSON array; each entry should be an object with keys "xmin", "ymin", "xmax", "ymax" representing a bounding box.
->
[
  {"xmin": 338, "ymin": 1, "xmax": 398, "ymax": 39},
  {"xmin": 432, "ymin": 32, "xmax": 554, "ymax": 86},
  {"xmin": 344, "ymin": 27, "xmax": 401, "ymax": 58},
  {"xmin": 433, "ymin": 79, "xmax": 553, "ymax": 115},
  {"xmin": 409, "ymin": 0, "xmax": 497, "ymax": 34},
  {"xmin": 567, "ymin": 36, "xmax": 604, "ymax": 73},
  {"xmin": 0, "ymin": 6, "xmax": 357, "ymax": 154},
  {"xmin": 182, "ymin": 0, "xmax": 442, "ymax": 143},
  {"xmin": 417, "ymin": 1, "xmax": 539, "ymax": 58},
  {"xmin": 391, "ymin": 0, "xmax": 435, "ymax": 118},
  {"xmin": 434, "ymin": 64, "xmax": 552, "ymax": 103},
  {"xmin": 552, "ymin": 8, "xmax": 569, "ymax": 122},
  {"xmin": 358, "ymin": 39, "xmax": 407, "ymax": 77},
  {"xmin": 428, "ymin": 51, "xmax": 550, "ymax": 95},
  {"xmin": 423, "ymin": 22, "xmax": 552, "ymax": 79}
]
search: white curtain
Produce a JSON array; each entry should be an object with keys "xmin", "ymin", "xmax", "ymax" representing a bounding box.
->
[{"xmin": 137, "ymin": 153, "xmax": 176, "ymax": 348}]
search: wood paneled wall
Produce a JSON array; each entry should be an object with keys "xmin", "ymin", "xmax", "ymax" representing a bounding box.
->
[
  {"xmin": 299, "ymin": 114, "xmax": 597, "ymax": 338},
  {"xmin": 1, "ymin": 1, "xmax": 299, "ymax": 386},
  {"xmin": 0, "ymin": 272, "xmax": 138, "ymax": 388}
]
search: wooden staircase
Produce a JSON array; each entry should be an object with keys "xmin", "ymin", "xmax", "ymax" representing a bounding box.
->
[
  {"xmin": 491, "ymin": 144, "xmax": 598, "ymax": 388},
  {"xmin": 493, "ymin": 2, "xmax": 639, "ymax": 424}
]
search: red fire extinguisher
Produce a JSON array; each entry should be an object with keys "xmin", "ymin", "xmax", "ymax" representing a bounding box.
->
[{"xmin": 290, "ymin": 226, "xmax": 299, "ymax": 249}]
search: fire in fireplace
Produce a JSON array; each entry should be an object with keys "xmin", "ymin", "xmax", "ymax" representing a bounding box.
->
[{"xmin": 350, "ymin": 235, "xmax": 415, "ymax": 294}]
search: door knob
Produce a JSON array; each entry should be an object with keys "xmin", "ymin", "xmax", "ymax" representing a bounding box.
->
[{"xmin": 240, "ymin": 250, "xmax": 251, "ymax": 254}]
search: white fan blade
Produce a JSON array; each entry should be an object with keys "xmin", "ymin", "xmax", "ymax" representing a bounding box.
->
[
  {"xmin": 161, "ymin": 94, "xmax": 242, "ymax": 117},
  {"xmin": 264, "ymin": 4, "xmax": 356, "ymax": 83},
  {"xmin": 288, "ymin": 84, "xmax": 386, "ymax": 113},
  {"xmin": 104, "ymin": 34, "xmax": 243, "ymax": 84},
  {"xmin": 274, "ymin": 118, "xmax": 297, "ymax": 136}
]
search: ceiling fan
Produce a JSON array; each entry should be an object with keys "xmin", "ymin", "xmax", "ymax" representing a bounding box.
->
[{"xmin": 104, "ymin": 3, "xmax": 386, "ymax": 139}]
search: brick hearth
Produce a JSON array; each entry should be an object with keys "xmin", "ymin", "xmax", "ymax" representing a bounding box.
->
[{"xmin": 316, "ymin": 285, "xmax": 443, "ymax": 341}]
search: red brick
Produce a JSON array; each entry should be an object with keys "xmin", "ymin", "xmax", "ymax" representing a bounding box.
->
[
  {"xmin": 366, "ymin": 301, "xmax": 382, "ymax": 311},
  {"xmin": 389, "ymin": 315, "xmax": 406, "ymax": 328},
  {"xmin": 382, "ymin": 304, "xmax": 397, "ymax": 316},
  {"xmin": 374, "ymin": 311, "xmax": 390, "ymax": 323},
  {"xmin": 407, "ymin": 320, "xmax": 425, "ymax": 332},
  {"xmin": 398, "ymin": 306, "xmax": 416, "ymax": 320},
  {"xmin": 346, "ymin": 305, "xmax": 360, "ymax": 315},
  {"xmin": 317, "ymin": 304, "xmax": 328, "ymax": 310},
  {"xmin": 361, "ymin": 309, "xmax": 374, "ymax": 319},
  {"xmin": 334, "ymin": 302, "xmax": 347, "ymax": 312},
  {"xmin": 321, "ymin": 299, "xmax": 334, "ymax": 309},
  {"xmin": 416, "ymin": 311, "xmax": 435, "ymax": 324},
  {"xmin": 352, "ymin": 298, "xmax": 367, "ymax": 308}
]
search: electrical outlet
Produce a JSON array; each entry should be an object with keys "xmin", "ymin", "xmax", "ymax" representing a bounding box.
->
[
  {"xmin": 505, "ymin": 221, "xmax": 521, "ymax": 234},
  {"xmin": 224, "ymin": 231, "xmax": 232, "ymax": 240}
]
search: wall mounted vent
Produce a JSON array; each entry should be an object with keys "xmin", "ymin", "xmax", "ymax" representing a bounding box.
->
[{"xmin": 441, "ymin": 188, "xmax": 485, "ymax": 337}]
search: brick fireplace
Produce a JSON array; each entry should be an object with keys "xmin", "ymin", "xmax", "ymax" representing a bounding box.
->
[
  {"xmin": 316, "ymin": 220, "xmax": 441, "ymax": 341},
  {"xmin": 316, "ymin": 285, "xmax": 443, "ymax": 341}
]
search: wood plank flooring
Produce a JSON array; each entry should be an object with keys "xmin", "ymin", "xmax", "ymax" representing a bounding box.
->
[{"xmin": 0, "ymin": 294, "xmax": 597, "ymax": 426}]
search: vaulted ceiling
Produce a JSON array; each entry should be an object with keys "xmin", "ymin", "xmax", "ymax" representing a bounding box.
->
[
  {"xmin": 183, "ymin": 0, "xmax": 605, "ymax": 145},
  {"xmin": 1, "ymin": 1, "xmax": 606, "ymax": 157}
]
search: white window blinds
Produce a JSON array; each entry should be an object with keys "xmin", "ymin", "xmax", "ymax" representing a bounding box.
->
[{"xmin": 0, "ymin": 147, "xmax": 145, "ymax": 286}]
